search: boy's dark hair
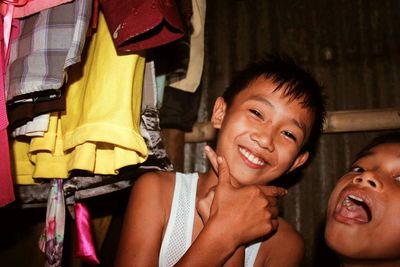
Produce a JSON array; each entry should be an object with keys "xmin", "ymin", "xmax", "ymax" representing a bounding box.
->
[
  {"xmin": 353, "ymin": 132, "xmax": 400, "ymax": 163},
  {"xmin": 222, "ymin": 53, "xmax": 326, "ymax": 153}
]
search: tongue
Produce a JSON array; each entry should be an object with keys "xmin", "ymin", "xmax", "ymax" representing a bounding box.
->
[{"xmin": 338, "ymin": 203, "xmax": 369, "ymax": 223}]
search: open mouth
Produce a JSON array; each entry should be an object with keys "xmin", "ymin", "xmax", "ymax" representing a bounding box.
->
[
  {"xmin": 239, "ymin": 147, "xmax": 266, "ymax": 167},
  {"xmin": 338, "ymin": 194, "xmax": 372, "ymax": 223}
]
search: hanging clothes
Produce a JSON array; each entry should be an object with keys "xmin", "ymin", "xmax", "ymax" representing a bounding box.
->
[
  {"xmin": 38, "ymin": 178, "xmax": 66, "ymax": 267},
  {"xmin": 5, "ymin": 0, "xmax": 92, "ymax": 101},
  {"xmin": 100, "ymin": 0, "xmax": 185, "ymax": 53},
  {"xmin": 8, "ymin": 91, "xmax": 65, "ymax": 131},
  {"xmin": 11, "ymin": 11, "xmax": 148, "ymax": 184},
  {"xmin": 0, "ymin": 0, "xmax": 73, "ymax": 19},
  {"xmin": 169, "ymin": 0, "xmax": 206, "ymax": 93},
  {"xmin": 60, "ymin": 11, "xmax": 148, "ymax": 175},
  {"xmin": 12, "ymin": 62, "xmax": 174, "ymax": 207},
  {"xmin": 0, "ymin": 8, "xmax": 19, "ymax": 207}
]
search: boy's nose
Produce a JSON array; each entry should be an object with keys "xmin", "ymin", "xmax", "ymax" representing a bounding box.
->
[
  {"xmin": 352, "ymin": 172, "xmax": 383, "ymax": 190},
  {"xmin": 250, "ymin": 132, "xmax": 275, "ymax": 152}
]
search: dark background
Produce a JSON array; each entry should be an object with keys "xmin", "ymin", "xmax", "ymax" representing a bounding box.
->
[{"xmin": 1, "ymin": 1, "xmax": 400, "ymax": 266}]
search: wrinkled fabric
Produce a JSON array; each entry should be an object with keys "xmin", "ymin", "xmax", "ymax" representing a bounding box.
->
[
  {"xmin": 75, "ymin": 202, "xmax": 100, "ymax": 265},
  {"xmin": 5, "ymin": 0, "xmax": 92, "ymax": 100},
  {"xmin": 159, "ymin": 86, "xmax": 202, "ymax": 132},
  {"xmin": 0, "ymin": 0, "xmax": 73, "ymax": 18},
  {"xmin": 0, "ymin": 9, "xmax": 18, "ymax": 207},
  {"xmin": 60, "ymin": 11, "xmax": 148, "ymax": 174},
  {"xmin": 101, "ymin": 0, "xmax": 184, "ymax": 53},
  {"xmin": 169, "ymin": 0, "xmax": 206, "ymax": 93},
  {"xmin": 0, "ymin": 130, "xmax": 14, "ymax": 206},
  {"xmin": 38, "ymin": 179, "xmax": 65, "ymax": 267},
  {"xmin": 11, "ymin": 12, "xmax": 148, "ymax": 185},
  {"xmin": 7, "ymin": 91, "xmax": 65, "ymax": 130},
  {"xmin": 141, "ymin": 61, "xmax": 173, "ymax": 171},
  {"xmin": 12, "ymin": 113, "xmax": 50, "ymax": 137}
]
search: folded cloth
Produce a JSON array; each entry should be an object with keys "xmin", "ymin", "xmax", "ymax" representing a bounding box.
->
[{"xmin": 100, "ymin": 0, "xmax": 185, "ymax": 53}]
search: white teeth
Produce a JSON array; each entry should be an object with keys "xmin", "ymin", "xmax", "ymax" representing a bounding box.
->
[
  {"xmin": 348, "ymin": 194, "xmax": 364, "ymax": 202},
  {"xmin": 239, "ymin": 147, "xmax": 266, "ymax": 166},
  {"xmin": 343, "ymin": 198, "xmax": 351, "ymax": 207}
]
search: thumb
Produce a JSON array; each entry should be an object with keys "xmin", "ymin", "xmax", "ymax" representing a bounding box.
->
[
  {"xmin": 204, "ymin": 145, "xmax": 218, "ymax": 174},
  {"xmin": 217, "ymin": 156, "xmax": 230, "ymax": 185}
]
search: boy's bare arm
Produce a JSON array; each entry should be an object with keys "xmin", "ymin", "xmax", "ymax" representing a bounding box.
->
[
  {"xmin": 114, "ymin": 172, "xmax": 167, "ymax": 267},
  {"xmin": 176, "ymin": 156, "xmax": 282, "ymax": 266}
]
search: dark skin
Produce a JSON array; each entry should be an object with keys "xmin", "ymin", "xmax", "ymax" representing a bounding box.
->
[
  {"xmin": 115, "ymin": 77, "xmax": 311, "ymax": 266},
  {"xmin": 325, "ymin": 143, "xmax": 400, "ymax": 267},
  {"xmin": 114, "ymin": 152, "xmax": 290, "ymax": 267}
]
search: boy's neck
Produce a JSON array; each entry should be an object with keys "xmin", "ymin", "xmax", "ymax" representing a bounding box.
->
[{"xmin": 197, "ymin": 169, "xmax": 219, "ymax": 198}]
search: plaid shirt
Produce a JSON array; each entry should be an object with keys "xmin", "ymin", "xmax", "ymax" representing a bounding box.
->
[{"xmin": 5, "ymin": 0, "xmax": 92, "ymax": 101}]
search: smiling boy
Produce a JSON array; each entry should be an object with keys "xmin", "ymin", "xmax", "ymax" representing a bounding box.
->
[
  {"xmin": 115, "ymin": 54, "xmax": 326, "ymax": 267},
  {"xmin": 325, "ymin": 132, "xmax": 400, "ymax": 267}
]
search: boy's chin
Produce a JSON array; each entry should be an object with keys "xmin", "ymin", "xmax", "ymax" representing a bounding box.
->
[
  {"xmin": 325, "ymin": 231, "xmax": 400, "ymax": 264},
  {"xmin": 325, "ymin": 226, "xmax": 363, "ymax": 258}
]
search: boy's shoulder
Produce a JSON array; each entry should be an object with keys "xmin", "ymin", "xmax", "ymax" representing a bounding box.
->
[
  {"xmin": 258, "ymin": 217, "xmax": 305, "ymax": 266},
  {"xmin": 134, "ymin": 171, "xmax": 177, "ymax": 192},
  {"xmin": 275, "ymin": 218, "xmax": 304, "ymax": 246},
  {"xmin": 130, "ymin": 171, "xmax": 179, "ymax": 223}
]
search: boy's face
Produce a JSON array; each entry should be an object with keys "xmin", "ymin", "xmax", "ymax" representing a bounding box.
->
[
  {"xmin": 325, "ymin": 143, "xmax": 400, "ymax": 262},
  {"xmin": 211, "ymin": 76, "xmax": 313, "ymax": 186}
]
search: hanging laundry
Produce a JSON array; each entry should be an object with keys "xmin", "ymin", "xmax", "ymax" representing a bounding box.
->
[
  {"xmin": 38, "ymin": 179, "xmax": 65, "ymax": 267},
  {"xmin": 0, "ymin": 0, "xmax": 73, "ymax": 19},
  {"xmin": 100, "ymin": 0, "xmax": 185, "ymax": 53},
  {"xmin": 74, "ymin": 202, "xmax": 100, "ymax": 265},
  {"xmin": 0, "ymin": 7, "xmax": 19, "ymax": 207}
]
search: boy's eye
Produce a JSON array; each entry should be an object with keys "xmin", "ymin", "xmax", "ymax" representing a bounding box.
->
[
  {"xmin": 394, "ymin": 176, "xmax": 400, "ymax": 183},
  {"xmin": 282, "ymin": 131, "xmax": 297, "ymax": 141},
  {"xmin": 250, "ymin": 109, "xmax": 263, "ymax": 118},
  {"xmin": 350, "ymin": 166, "xmax": 364, "ymax": 173}
]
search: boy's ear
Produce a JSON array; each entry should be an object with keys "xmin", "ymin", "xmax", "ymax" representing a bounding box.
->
[
  {"xmin": 211, "ymin": 97, "xmax": 227, "ymax": 129},
  {"xmin": 287, "ymin": 151, "xmax": 309, "ymax": 173}
]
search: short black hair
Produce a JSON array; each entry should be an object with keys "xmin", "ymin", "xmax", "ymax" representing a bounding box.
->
[
  {"xmin": 353, "ymin": 132, "xmax": 400, "ymax": 163},
  {"xmin": 222, "ymin": 53, "xmax": 326, "ymax": 154}
]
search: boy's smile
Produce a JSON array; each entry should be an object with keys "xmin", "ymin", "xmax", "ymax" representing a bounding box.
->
[
  {"xmin": 325, "ymin": 143, "xmax": 400, "ymax": 261},
  {"xmin": 211, "ymin": 76, "xmax": 313, "ymax": 186}
]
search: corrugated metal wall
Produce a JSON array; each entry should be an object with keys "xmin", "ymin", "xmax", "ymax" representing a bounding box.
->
[{"xmin": 189, "ymin": 1, "xmax": 400, "ymax": 266}]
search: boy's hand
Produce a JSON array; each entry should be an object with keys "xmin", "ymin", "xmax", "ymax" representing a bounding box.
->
[
  {"xmin": 199, "ymin": 146, "xmax": 286, "ymax": 224},
  {"xmin": 197, "ymin": 186, "xmax": 215, "ymax": 224},
  {"xmin": 203, "ymin": 146, "xmax": 287, "ymax": 246}
]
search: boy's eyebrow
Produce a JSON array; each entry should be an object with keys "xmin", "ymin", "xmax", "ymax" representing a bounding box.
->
[
  {"xmin": 291, "ymin": 118, "xmax": 306, "ymax": 133},
  {"xmin": 248, "ymin": 95, "xmax": 306, "ymax": 134},
  {"xmin": 249, "ymin": 95, "xmax": 274, "ymax": 108}
]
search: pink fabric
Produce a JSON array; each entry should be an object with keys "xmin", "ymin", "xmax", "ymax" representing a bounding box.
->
[
  {"xmin": 0, "ymin": 130, "xmax": 14, "ymax": 206},
  {"xmin": 75, "ymin": 202, "xmax": 100, "ymax": 265},
  {"xmin": 0, "ymin": 0, "xmax": 73, "ymax": 18},
  {"xmin": 0, "ymin": 10, "xmax": 18, "ymax": 207}
]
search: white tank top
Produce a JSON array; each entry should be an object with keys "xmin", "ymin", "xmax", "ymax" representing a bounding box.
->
[{"xmin": 159, "ymin": 172, "xmax": 261, "ymax": 267}]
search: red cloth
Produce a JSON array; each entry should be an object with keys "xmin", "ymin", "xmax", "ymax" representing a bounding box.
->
[
  {"xmin": 0, "ymin": 129, "xmax": 14, "ymax": 206},
  {"xmin": 0, "ymin": 7, "xmax": 19, "ymax": 207},
  {"xmin": 100, "ymin": 0, "xmax": 185, "ymax": 53}
]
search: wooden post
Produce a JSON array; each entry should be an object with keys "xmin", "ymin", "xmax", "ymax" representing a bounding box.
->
[{"xmin": 323, "ymin": 108, "xmax": 400, "ymax": 133}]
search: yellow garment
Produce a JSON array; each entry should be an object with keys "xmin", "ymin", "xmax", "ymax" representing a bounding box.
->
[
  {"xmin": 11, "ymin": 137, "xmax": 35, "ymax": 184},
  {"xmin": 11, "ymin": 13, "xmax": 147, "ymax": 184},
  {"xmin": 30, "ymin": 114, "xmax": 69, "ymax": 179},
  {"xmin": 61, "ymin": 12, "xmax": 147, "ymax": 174}
]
